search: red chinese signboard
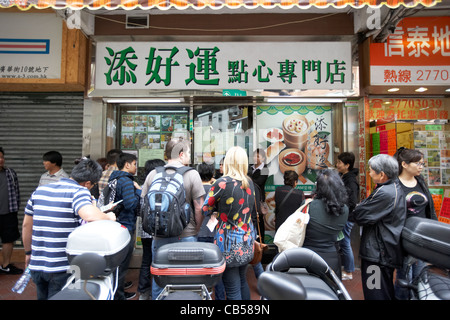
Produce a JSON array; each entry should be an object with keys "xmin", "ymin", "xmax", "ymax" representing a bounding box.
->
[
  {"xmin": 368, "ymin": 98, "xmax": 449, "ymax": 121},
  {"xmin": 370, "ymin": 16, "xmax": 450, "ymax": 86}
]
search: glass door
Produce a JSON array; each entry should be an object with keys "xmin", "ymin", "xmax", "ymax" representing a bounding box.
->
[{"xmin": 193, "ymin": 105, "xmax": 252, "ymax": 172}]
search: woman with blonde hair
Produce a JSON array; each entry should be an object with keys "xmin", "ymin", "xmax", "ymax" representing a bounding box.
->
[{"xmin": 202, "ymin": 146, "xmax": 255, "ymax": 300}]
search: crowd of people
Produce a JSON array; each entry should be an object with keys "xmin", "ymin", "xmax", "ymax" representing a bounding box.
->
[{"xmin": 0, "ymin": 138, "xmax": 438, "ymax": 300}]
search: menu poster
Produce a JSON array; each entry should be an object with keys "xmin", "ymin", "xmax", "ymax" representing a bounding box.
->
[
  {"xmin": 441, "ymin": 150, "xmax": 450, "ymax": 168},
  {"xmin": 428, "ymin": 168, "xmax": 442, "ymax": 186},
  {"xmin": 256, "ymin": 105, "xmax": 334, "ymax": 191},
  {"xmin": 120, "ymin": 114, "xmax": 188, "ymax": 151},
  {"xmin": 442, "ymin": 169, "xmax": 450, "ymax": 186},
  {"xmin": 256, "ymin": 105, "xmax": 333, "ymax": 243}
]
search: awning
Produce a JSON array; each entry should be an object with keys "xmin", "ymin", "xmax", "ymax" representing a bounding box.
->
[{"xmin": 0, "ymin": 0, "xmax": 441, "ymax": 11}]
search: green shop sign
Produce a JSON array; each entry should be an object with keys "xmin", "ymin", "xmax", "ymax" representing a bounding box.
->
[{"xmin": 94, "ymin": 42, "xmax": 352, "ymax": 92}]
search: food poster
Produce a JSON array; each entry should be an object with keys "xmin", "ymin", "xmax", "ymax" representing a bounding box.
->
[
  {"xmin": 120, "ymin": 113, "xmax": 188, "ymax": 151},
  {"xmin": 414, "ymin": 127, "xmax": 450, "ymax": 186},
  {"xmin": 256, "ymin": 105, "xmax": 333, "ymax": 243}
]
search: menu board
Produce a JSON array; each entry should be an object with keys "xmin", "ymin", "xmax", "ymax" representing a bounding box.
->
[
  {"xmin": 414, "ymin": 124, "xmax": 450, "ymax": 187},
  {"xmin": 120, "ymin": 113, "xmax": 189, "ymax": 151}
]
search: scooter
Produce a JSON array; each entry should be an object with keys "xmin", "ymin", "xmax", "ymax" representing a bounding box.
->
[
  {"xmin": 258, "ymin": 247, "xmax": 352, "ymax": 300},
  {"xmin": 151, "ymin": 242, "xmax": 226, "ymax": 300},
  {"xmin": 50, "ymin": 220, "xmax": 131, "ymax": 300},
  {"xmin": 397, "ymin": 216, "xmax": 450, "ymax": 300}
]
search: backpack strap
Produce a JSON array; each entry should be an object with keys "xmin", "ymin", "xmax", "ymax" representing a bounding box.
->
[{"xmin": 161, "ymin": 165, "xmax": 193, "ymax": 176}]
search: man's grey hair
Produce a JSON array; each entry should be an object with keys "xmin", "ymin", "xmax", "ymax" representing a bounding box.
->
[{"xmin": 368, "ymin": 154, "xmax": 399, "ymax": 180}]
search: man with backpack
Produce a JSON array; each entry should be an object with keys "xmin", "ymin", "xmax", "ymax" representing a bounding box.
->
[
  {"xmin": 141, "ymin": 138, "xmax": 205, "ymax": 300},
  {"xmin": 108, "ymin": 152, "xmax": 142, "ymax": 300}
]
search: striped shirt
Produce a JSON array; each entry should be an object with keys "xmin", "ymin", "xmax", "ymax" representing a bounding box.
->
[
  {"xmin": 24, "ymin": 178, "xmax": 93, "ymax": 273},
  {"xmin": 38, "ymin": 168, "xmax": 69, "ymax": 186}
]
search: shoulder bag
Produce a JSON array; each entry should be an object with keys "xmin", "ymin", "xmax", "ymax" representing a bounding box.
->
[
  {"xmin": 250, "ymin": 200, "xmax": 268, "ymax": 265},
  {"xmin": 274, "ymin": 198, "xmax": 313, "ymax": 253}
]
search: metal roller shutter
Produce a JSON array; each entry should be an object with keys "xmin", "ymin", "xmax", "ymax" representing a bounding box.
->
[{"xmin": 0, "ymin": 92, "xmax": 84, "ymax": 245}]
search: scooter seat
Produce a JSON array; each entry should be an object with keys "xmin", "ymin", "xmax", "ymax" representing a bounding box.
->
[
  {"xmin": 50, "ymin": 282, "xmax": 101, "ymax": 300},
  {"xmin": 258, "ymin": 272, "xmax": 307, "ymax": 300},
  {"xmin": 287, "ymin": 269, "xmax": 338, "ymax": 300}
]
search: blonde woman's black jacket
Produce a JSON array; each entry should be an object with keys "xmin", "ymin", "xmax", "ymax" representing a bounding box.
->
[{"xmin": 353, "ymin": 178, "xmax": 407, "ymax": 269}]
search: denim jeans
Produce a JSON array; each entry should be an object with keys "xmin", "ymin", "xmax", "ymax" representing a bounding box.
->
[
  {"xmin": 252, "ymin": 262, "xmax": 264, "ymax": 279},
  {"xmin": 394, "ymin": 258, "xmax": 426, "ymax": 300},
  {"xmin": 30, "ymin": 270, "xmax": 71, "ymax": 300},
  {"xmin": 114, "ymin": 230, "xmax": 135, "ymax": 300},
  {"xmin": 338, "ymin": 221, "xmax": 355, "ymax": 273},
  {"xmin": 221, "ymin": 264, "xmax": 250, "ymax": 300},
  {"xmin": 138, "ymin": 237, "xmax": 153, "ymax": 295},
  {"xmin": 151, "ymin": 235, "xmax": 197, "ymax": 300}
]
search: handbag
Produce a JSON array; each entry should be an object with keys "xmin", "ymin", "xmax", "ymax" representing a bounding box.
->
[
  {"xmin": 250, "ymin": 200, "xmax": 268, "ymax": 265},
  {"xmin": 274, "ymin": 198, "xmax": 313, "ymax": 253}
]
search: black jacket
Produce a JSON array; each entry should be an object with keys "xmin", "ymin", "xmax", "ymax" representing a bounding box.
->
[
  {"xmin": 414, "ymin": 174, "xmax": 438, "ymax": 220},
  {"xmin": 248, "ymin": 164, "xmax": 268, "ymax": 201},
  {"xmin": 353, "ymin": 178, "xmax": 406, "ymax": 269},
  {"xmin": 274, "ymin": 185, "xmax": 304, "ymax": 230},
  {"xmin": 340, "ymin": 168, "xmax": 359, "ymax": 222}
]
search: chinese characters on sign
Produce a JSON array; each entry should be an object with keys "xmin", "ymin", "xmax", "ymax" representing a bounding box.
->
[
  {"xmin": 368, "ymin": 98, "xmax": 449, "ymax": 121},
  {"xmin": 370, "ymin": 16, "xmax": 450, "ymax": 86},
  {"xmin": 0, "ymin": 12, "xmax": 62, "ymax": 80},
  {"xmin": 95, "ymin": 42, "xmax": 352, "ymax": 92},
  {"xmin": 0, "ymin": 65, "xmax": 50, "ymax": 79}
]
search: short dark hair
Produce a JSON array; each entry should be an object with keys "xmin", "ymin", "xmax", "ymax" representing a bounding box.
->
[
  {"xmin": 196, "ymin": 162, "xmax": 214, "ymax": 182},
  {"xmin": 71, "ymin": 158, "xmax": 102, "ymax": 184},
  {"xmin": 43, "ymin": 151, "xmax": 63, "ymax": 167},
  {"xmin": 106, "ymin": 149, "xmax": 123, "ymax": 165},
  {"xmin": 144, "ymin": 159, "xmax": 165, "ymax": 176},
  {"xmin": 116, "ymin": 152, "xmax": 137, "ymax": 170},
  {"xmin": 337, "ymin": 152, "xmax": 355, "ymax": 171},
  {"xmin": 283, "ymin": 170, "xmax": 299, "ymax": 187},
  {"xmin": 0, "ymin": 147, "xmax": 4, "ymax": 156}
]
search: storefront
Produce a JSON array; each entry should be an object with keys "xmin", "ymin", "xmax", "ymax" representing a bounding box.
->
[
  {"xmin": 90, "ymin": 40, "xmax": 354, "ymax": 243},
  {"xmin": 360, "ymin": 15, "xmax": 450, "ymax": 224}
]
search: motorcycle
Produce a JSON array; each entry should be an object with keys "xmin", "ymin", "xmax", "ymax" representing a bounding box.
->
[
  {"xmin": 50, "ymin": 220, "xmax": 131, "ymax": 300},
  {"xmin": 398, "ymin": 216, "xmax": 450, "ymax": 300},
  {"xmin": 151, "ymin": 242, "xmax": 226, "ymax": 300},
  {"xmin": 258, "ymin": 247, "xmax": 352, "ymax": 300}
]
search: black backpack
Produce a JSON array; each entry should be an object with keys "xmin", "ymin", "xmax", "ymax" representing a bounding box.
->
[
  {"xmin": 141, "ymin": 166, "xmax": 193, "ymax": 238},
  {"xmin": 97, "ymin": 178, "xmax": 123, "ymax": 216}
]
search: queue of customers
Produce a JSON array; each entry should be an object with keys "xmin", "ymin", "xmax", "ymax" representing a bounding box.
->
[{"xmin": 0, "ymin": 138, "xmax": 437, "ymax": 300}]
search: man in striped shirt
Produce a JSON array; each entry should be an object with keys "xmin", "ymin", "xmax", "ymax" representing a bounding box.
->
[{"xmin": 22, "ymin": 158, "xmax": 116, "ymax": 300}]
